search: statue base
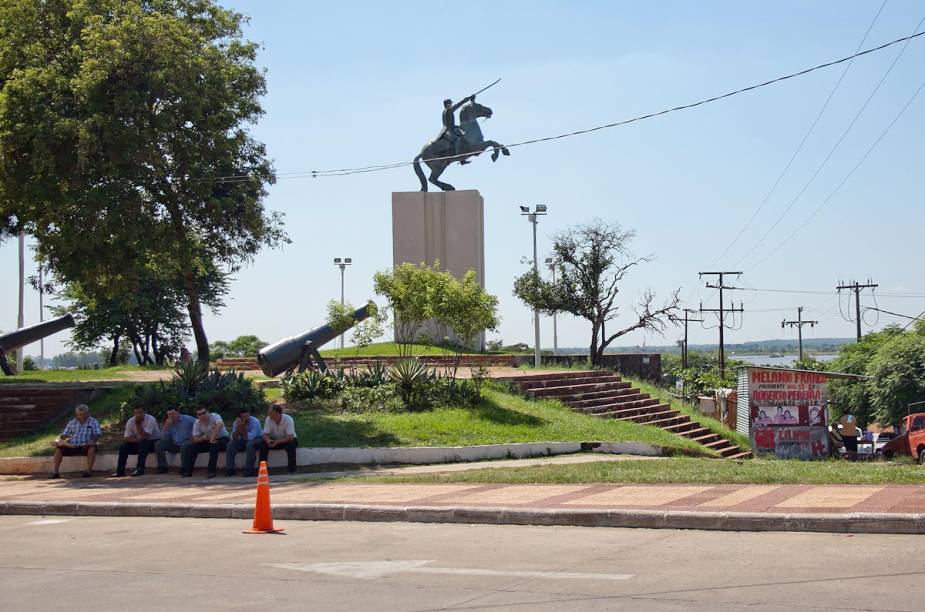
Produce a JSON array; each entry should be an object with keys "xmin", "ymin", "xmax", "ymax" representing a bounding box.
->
[{"xmin": 392, "ymin": 190, "xmax": 485, "ymax": 351}]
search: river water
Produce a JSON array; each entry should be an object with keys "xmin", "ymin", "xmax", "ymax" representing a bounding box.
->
[{"xmin": 734, "ymin": 354, "xmax": 838, "ymax": 368}]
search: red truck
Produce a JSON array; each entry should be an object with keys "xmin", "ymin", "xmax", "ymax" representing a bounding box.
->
[{"xmin": 880, "ymin": 413, "xmax": 925, "ymax": 463}]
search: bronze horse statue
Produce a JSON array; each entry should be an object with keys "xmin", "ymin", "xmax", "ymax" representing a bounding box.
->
[{"xmin": 413, "ymin": 101, "xmax": 510, "ymax": 191}]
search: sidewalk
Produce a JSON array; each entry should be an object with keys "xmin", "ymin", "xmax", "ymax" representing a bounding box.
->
[{"xmin": 3, "ymin": 462, "xmax": 925, "ymax": 533}]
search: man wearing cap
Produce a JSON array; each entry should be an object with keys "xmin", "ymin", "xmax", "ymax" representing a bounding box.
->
[
  {"xmin": 50, "ymin": 404, "xmax": 101, "ymax": 478},
  {"xmin": 114, "ymin": 406, "xmax": 161, "ymax": 477}
]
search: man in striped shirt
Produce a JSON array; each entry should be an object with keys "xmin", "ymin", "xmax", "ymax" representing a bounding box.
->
[{"xmin": 50, "ymin": 404, "xmax": 101, "ymax": 478}]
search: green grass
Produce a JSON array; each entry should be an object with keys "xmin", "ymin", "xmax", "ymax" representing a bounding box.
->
[
  {"xmin": 626, "ymin": 376, "xmax": 752, "ymax": 451},
  {"xmin": 289, "ymin": 388, "xmax": 710, "ymax": 453},
  {"xmin": 0, "ymin": 385, "xmax": 136, "ymax": 458},
  {"xmin": 0, "ymin": 365, "xmax": 169, "ymax": 384},
  {"xmin": 354, "ymin": 456, "xmax": 925, "ymax": 486},
  {"xmin": 319, "ymin": 342, "xmax": 475, "ymax": 358}
]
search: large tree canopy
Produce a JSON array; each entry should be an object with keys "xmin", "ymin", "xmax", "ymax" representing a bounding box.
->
[
  {"xmin": 514, "ymin": 220, "xmax": 679, "ymax": 365},
  {"xmin": 0, "ymin": 0, "xmax": 287, "ymax": 362}
]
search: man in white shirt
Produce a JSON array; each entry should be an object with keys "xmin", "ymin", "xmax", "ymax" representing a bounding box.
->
[
  {"xmin": 257, "ymin": 403, "xmax": 299, "ymax": 474},
  {"xmin": 114, "ymin": 406, "xmax": 161, "ymax": 477},
  {"xmin": 180, "ymin": 409, "xmax": 229, "ymax": 478}
]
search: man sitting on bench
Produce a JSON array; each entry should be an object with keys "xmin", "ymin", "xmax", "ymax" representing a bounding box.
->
[{"xmin": 257, "ymin": 403, "xmax": 298, "ymax": 474}]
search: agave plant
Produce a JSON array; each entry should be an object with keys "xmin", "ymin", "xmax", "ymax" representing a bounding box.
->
[
  {"xmin": 388, "ymin": 359, "xmax": 434, "ymax": 409},
  {"xmin": 172, "ymin": 360, "xmax": 209, "ymax": 397}
]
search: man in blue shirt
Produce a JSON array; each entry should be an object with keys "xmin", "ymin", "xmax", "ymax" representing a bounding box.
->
[
  {"xmin": 225, "ymin": 408, "xmax": 263, "ymax": 477},
  {"xmin": 155, "ymin": 407, "xmax": 195, "ymax": 474},
  {"xmin": 50, "ymin": 404, "xmax": 101, "ymax": 478}
]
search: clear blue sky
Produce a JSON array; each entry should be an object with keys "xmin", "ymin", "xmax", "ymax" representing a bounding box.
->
[{"xmin": 3, "ymin": 0, "xmax": 925, "ymax": 357}]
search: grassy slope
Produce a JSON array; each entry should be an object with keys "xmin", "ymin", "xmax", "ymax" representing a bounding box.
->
[
  {"xmin": 0, "ymin": 365, "xmax": 168, "ymax": 384},
  {"xmin": 290, "ymin": 388, "xmax": 708, "ymax": 453},
  {"xmin": 623, "ymin": 376, "xmax": 752, "ymax": 451},
  {"xmin": 0, "ymin": 385, "xmax": 136, "ymax": 457},
  {"xmin": 356, "ymin": 457, "xmax": 925, "ymax": 486},
  {"xmin": 319, "ymin": 342, "xmax": 476, "ymax": 358}
]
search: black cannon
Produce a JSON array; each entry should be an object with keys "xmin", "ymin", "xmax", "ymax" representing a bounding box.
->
[
  {"xmin": 0, "ymin": 314, "xmax": 76, "ymax": 375},
  {"xmin": 257, "ymin": 303, "xmax": 373, "ymax": 376}
]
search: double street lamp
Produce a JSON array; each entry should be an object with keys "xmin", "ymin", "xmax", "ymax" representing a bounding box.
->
[
  {"xmin": 520, "ymin": 205, "xmax": 547, "ymax": 367},
  {"xmin": 333, "ymin": 257, "xmax": 352, "ymax": 349}
]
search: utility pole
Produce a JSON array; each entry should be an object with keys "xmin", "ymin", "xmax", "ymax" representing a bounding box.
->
[
  {"xmin": 521, "ymin": 205, "xmax": 547, "ymax": 367},
  {"xmin": 782, "ymin": 307, "xmax": 819, "ymax": 362},
  {"xmin": 545, "ymin": 257, "xmax": 558, "ymax": 355},
  {"xmin": 836, "ymin": 279, "xmax": 878, "ymax": 341},
  {"xmin": 698, "ymin": 271, "xmax": 744, "ymax": 379},
  {"xmin": 333, "ymin": 257, "xmax": 352, "ymax": 349},
  {"xmin": 677, "ymin": 308, "xmax": 703, "ymax": 369}
]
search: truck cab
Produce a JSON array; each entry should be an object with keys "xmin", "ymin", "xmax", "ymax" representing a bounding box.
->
[{"xmin": 880, "ymin": 413, "xmax": 925, "ymax": 464}]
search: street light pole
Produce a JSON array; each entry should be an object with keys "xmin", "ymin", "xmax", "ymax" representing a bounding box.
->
[
  {"xmin": 520, "ymin": 205, "xmax": 547, "ymax": 367},
  {"xmin": 333, "ymin": 257, "xmax": 352, "ymax": 350},
  {"xmin": 545, "ymin": 257, "xmax": 558, "ymax": 355},
  {"xmin": 17, "ymin": 231, "xmax": 25, "ymax": 373},
  {"xmin": 39, "ymin": 259, "xmax": 44, "ymax": 370}
]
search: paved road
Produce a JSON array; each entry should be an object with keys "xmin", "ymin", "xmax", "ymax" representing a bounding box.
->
[{"xmin": 0, "ymin": 515, "xmax": 922, "ymax": 611}]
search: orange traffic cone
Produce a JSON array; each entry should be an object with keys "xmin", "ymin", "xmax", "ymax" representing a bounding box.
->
[{"xmin": 243, "ymin": 460, "xmax": 284, "ymax": 534}]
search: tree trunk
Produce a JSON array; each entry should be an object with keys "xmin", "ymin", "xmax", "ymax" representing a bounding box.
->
[
  {"xmin": 109, "ymin": 335, "xmax": 120, "ymax": 367},
  {"xmin": 589, "ymin": 319, "xmax": 601, "ymax": 366},
  {"xmin": 184, "ymin": 271, "xmax": 209, "ymax": 364}
]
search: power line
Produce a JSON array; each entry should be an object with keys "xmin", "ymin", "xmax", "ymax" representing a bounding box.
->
[
  {"xmin": 189, "ymin": 29, "xmax": 925, "ymax": 184},
  {"xmin": 710, "ymin": 0, "xmax": 888, "ymax": 267},
  {"xmin": 733, "ymin": 14, "xmax": 925, "ymax": 268},
  {"xmin": 745, "ymin": 73, "xmax": 925, "ymax": 271}
]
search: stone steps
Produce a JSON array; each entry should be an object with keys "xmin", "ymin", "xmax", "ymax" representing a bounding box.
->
[
  {"xmin": 507, "ymin": 372, "xmax": 751, "ymax": 461},
  {"xmin": 0, "ymin": 387, "xmax": 84, "ymax": 441}
]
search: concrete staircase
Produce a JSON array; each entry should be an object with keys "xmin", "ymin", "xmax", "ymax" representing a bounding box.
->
[
  {"xmin": 504, "ymin": 371, "xmax": 750, "ymax": 460},
  {"xmin": 0, "ymin": 386, "xmax": 88, "ymax": 441}
]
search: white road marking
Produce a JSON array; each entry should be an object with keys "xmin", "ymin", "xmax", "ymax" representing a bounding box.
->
[
  {"xmin": 27, "ymin": 519, "xmax": 74, "ymax": 526},
  {"xmin": 268, "ymin": 561, "xmax": 633, "ymax": 581}
]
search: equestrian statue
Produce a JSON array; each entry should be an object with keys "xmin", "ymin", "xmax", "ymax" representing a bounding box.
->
[{"xmin": 413, "ymin": 79, "xmax": 511, "ymax": 192}]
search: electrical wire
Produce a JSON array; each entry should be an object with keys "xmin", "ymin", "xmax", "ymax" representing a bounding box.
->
[
  {"xmin": 745, "ymin": 73, "xmax": 925, "ymax": 271},
  {"xmin": 189, "ymin": 28, "xmax": 925, "ymax": 184},
  {"xmin": 733, "ymin": 14, "xmax": 925, "ymax": 268},
  {"xmin": 709, "ymin": 0, "xmax": 888, "ymax": 267}
]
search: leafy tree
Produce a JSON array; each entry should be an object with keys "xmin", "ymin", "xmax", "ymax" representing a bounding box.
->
[
  {"xmin": 435, "ymin": 269, "xmax": 499, "ymax": 377},
  {"xmin": 866, "ymin": 321, "xmax": 925, "ymax": 425},
  {"xmin": 227, "ymin": 335, "xmax": 265, "ymax": 357},
  {"xmin": 514, "ymin": 220, "xmax": 679, "ymax": 366},
  {"xmin": 374, "ymin": 263, "xmax": 440, "ymax": 357},
  {"xmin": 827, "ymin": 326, "xmax": 903, "ymax": 426},
  {"xmin": 22, "ymin": 355, "xmax": 37, "ymax": 371},
  {"xmin": 0, "ymin": 0, "xmax": 287, "ymax": 364},
  {"xmin": 350, "ymin": 304, "xmax": 387, "ymax": 357}
]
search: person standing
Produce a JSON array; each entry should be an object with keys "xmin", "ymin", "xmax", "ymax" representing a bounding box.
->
[
  {"xmin": 257, "ymin": 404, "xmax": 299, "ymax": 474},
  {"xmin": 50, "ymin": 404, "xmax": 101, "ymax": 478},
  {"xmin": 155, "ymin": 408, "xmax": 196, "ymax": 474},
  {"xmin": 114, "ymin": 406, "xmax": 160, "ymax": 477},
  {"xmin": 180, "ymin": 409, "xmax": 229, "ymax": 478},
  {"xmin": 225, "ymin": 408, "xmax": 263, "ymax": 477},
  {"xmin": 839, "ymin": 413, "xmax": 859, "ymax": 459}
]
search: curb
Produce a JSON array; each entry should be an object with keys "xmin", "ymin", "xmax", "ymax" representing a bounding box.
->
[
  {"xmin": 0, "ymin": 441, "xmax": 666, "ymax": 476},
  {"xmin": 2, "ymin": 500, "xmax": 923, "ymax": 534}
]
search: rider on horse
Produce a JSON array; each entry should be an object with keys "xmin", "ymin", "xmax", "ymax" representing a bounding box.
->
[{"xmin": 442, "ymin": 94, "xmax": 475, "ymax": 164}]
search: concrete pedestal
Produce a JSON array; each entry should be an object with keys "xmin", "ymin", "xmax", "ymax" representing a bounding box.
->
[{"xmin": 392, "ymin": 190, "xmax": 485, "ymax": 350}]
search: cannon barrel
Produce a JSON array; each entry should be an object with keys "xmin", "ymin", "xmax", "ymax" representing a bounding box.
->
[
  {"xmin": 257, "ymin": 303, "xmax": 372, "ymax": 377},
  {"xmin": 0, "ymin": 314, "xmax": 76, "ymax": 352}
]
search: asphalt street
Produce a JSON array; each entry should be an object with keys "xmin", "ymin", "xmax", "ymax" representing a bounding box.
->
[{"xmin": 0, "ymin": 515, "xmax": 921, "ymax": 611}]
